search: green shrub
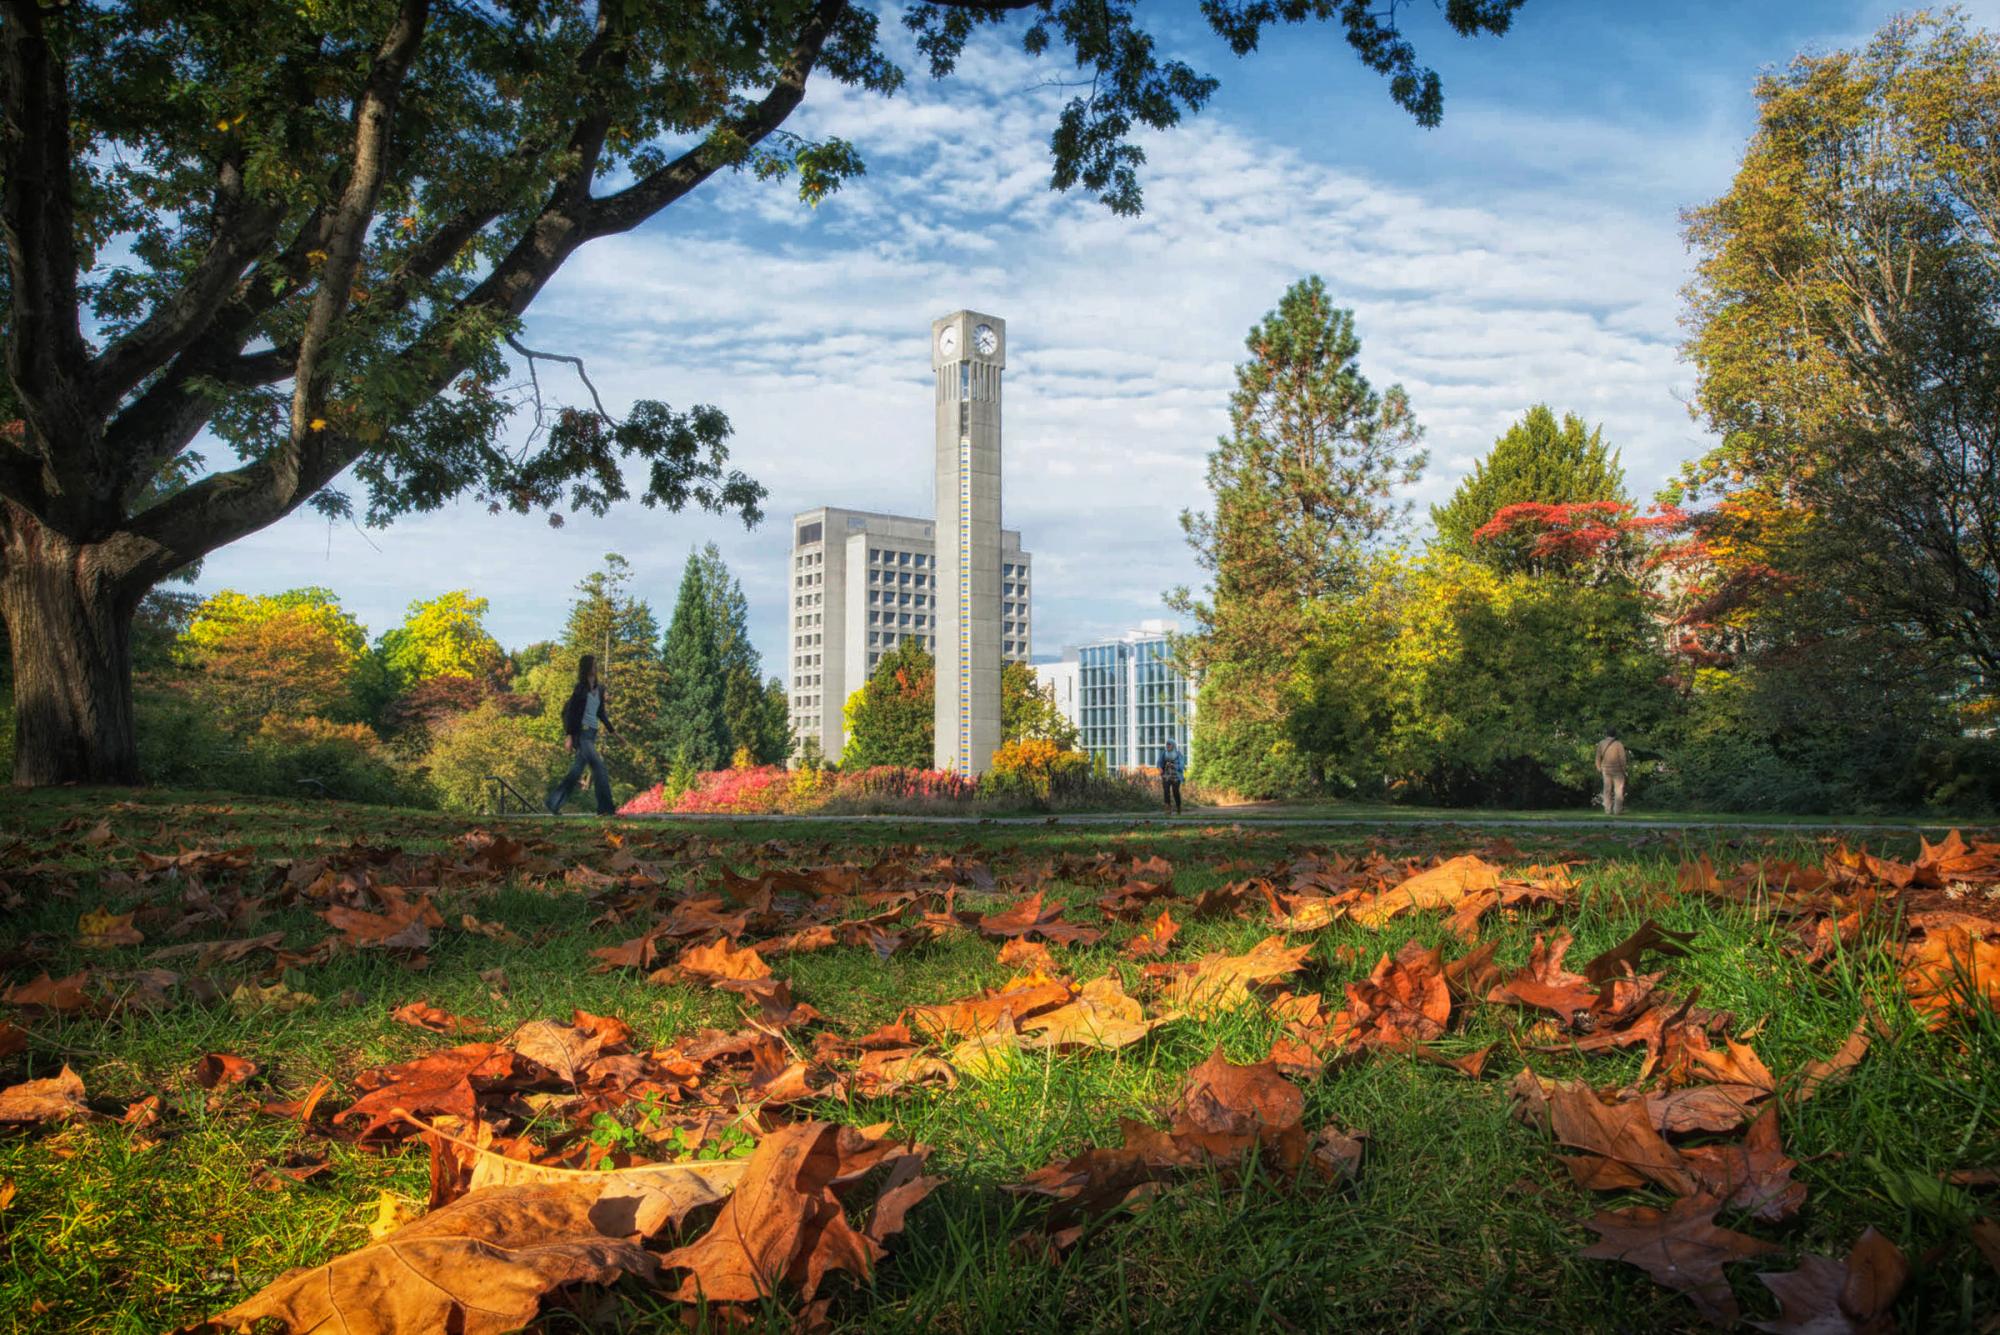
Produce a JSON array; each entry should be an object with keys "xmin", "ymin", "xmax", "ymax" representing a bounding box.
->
[
  {"xmin": 423, "ymin": 700, "xmax": 557, "ymax": 814},
  {"xmin": 135, "ymin": 685, "xmax": 418, "ymax": 805}
]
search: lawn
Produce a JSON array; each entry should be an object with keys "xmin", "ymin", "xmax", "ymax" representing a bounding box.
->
[{"xmin": 0, "ymin": 788, "xmax": 1995, "ymax": 1334}]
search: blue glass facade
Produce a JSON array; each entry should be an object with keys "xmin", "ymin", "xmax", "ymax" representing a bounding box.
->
[{"xmin": 1076, "ymin": 636, "xmax": 1191, "ymax": 770}]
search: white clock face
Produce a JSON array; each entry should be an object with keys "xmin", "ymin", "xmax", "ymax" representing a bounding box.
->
[
  {"xmin": 937, "ymin": 325, "xmax": 959, "ymax": 359},
  {"xmin": 974, "ymin": 323, "xmax": 998, "ymax": 356}
]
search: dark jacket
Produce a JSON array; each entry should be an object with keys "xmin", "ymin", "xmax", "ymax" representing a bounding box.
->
[{"xmin": 562, "ymin": 683, "xmax": 614, "ymax": 740}]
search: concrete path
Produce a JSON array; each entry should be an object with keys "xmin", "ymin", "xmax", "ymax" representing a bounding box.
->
[{"xmin": 631, "ymin": 809, "xmax": 1987, "ymax": 834}]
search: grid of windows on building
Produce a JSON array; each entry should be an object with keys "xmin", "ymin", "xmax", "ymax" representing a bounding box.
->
[
  {"xmin": 787, "ymin": 507, "xmax": 1031, "ymax": 761},
  {"xmin": 1064, "ymin": 628, "xmax": 1192, "ymax": 772}
]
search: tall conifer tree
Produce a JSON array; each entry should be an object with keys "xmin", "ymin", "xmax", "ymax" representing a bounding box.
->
[
  {"xmin": 657, "ymin": 553, "xmax": 729, "ymax": 770},
  {"xmin": 1169, "ymin": 276, "xmax": 1424, "ymax": 796},
  {"xmin": 1430, "ymin": 405, "xmax": 1627, "ymax": 572}
]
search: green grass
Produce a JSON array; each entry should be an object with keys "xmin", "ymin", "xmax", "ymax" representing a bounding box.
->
[{"xmin": 0, "ymin": 787, "xmax": 1995, "ymax": 1333}]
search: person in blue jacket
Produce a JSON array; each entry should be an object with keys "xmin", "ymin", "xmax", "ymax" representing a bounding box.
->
[
  {"xmin": 547, "ymin": 654, "xmax": 620, "ymax": 815},
  {"xmin": 1158, "ymin": 738, "xmax": 1184, "ymax": 816}
]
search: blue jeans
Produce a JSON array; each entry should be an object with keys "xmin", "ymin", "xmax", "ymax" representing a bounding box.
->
[{"xmin": 547, "ymin": 731, "xmax": 614, "ymax": 815}]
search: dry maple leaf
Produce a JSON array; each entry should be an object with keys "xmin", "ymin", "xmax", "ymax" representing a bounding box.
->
[
  {"xmin": 946, "ymin": 1013, "xmax": 1022, "ymax": 1078},
  {"xmin": 1687, "ymin": 1035, "xmax": 1777, "ymax": 1093},
  {"xmin": 1169, "ymin": 1045, "xmax": 1307, "ymax": 1172},
  {"xmin": 853, "ymin": 1047, "xmax": 958, "ymax": 1097},
  {"xmin": 1154, "ymin": 935, "xmax": 1311, "ymax": 1018},
  {"xmin": 1349, "ymin": 854, "xmax": 1501, "ymax": 928},
  {"xmin": 1486, "ymin": 930, "xmax": 1601, "ymax": 1020},
  {"xmin": 1310, "ymin": 1124, "xmax": 1366, "ymax": 1183},
  {"xmin": 1794, "ymin": 1015, "xmax": 1874, "ymax": 1101},
  {"xmin": 146, "ymin": 931, "xmax": 285, "ymax": 970},
  {"xmin": 2, "ymin": 971, "xmax": 92, "ymax": 1013},
  {"xmin": 0, "ymin": 1022, "xmax": 26, "ymax": 1060},
  {"xmin": 391, "ymin": 1000, "xmax": 485, "ymax": 1035},
  {"xmin": 668, "ymin": 937, "xmax": 772, "ymax": 984},
  {"xmin": 192, "ymin": 1053, "xmax": 258, "ymax": 1090},
  {"xmin": 1901, "ymin": 926, "xmax": 2000, "ymax": 1027},
  {"xmin": 1004, "ymin": 1118, "xmax": 1194, "ymax": 1240},
  {"xmin": 1645, "ymin": 1084, "xmax": 1767, "ymax": 1136},
  {"xmin": 1750, "ymin": 1226, "xmax": 1907, "ymax": 1334},
  {"xmin": 178, "ymin": 1183, "xmax": 658, "ymax": 1335},
  {"xmin": 1583, "ymin": 919, "xmax": 1696, "ymax": 984},
  {"xmin": 1578, "ymin": 1194, "xmax": 1782, "ymax": 1326},
  {"xmin": 228, "ymin": 980, "xmax": 317, "ymax": 1013},
  {"xmin": 1545, "ymin": 1081, "xmax": 1698, "ymax": 1196},
  {"xmin": 1123, "ymin": 907, "xmax": 1180, "ymax": 960},
  {"xmin": 1017, "ymin": 975, "xmax": 1164, "ymax": 1053},
  {"xmin": 907, "ymin": 975, "xmax": 1072, "ymax": 1041},
  {"xmin": 509, "ymin": 1013, "xmax": 628, "ymax": 1086},
  {"xmin": 1914, "ymin": 829, "xmax": 2000, "ymax": 885},
  {"xmin": 588, "ymin": 926, "xmax": 664, "ymax": 973},
  {"xmin": 659, "ymin": 1121, "xmax": 917, "ymax": 1304},
  {"xmin": 336, "ymin": 1042, "xmax": 523, "ymax": 1138},
  {"xmin": 1326, "ymin": 941, "xmax": 1452, "ymax": 1051},
  {"xmin": 997, "ymin": 937, "xmax": 1059, "ymax": 973},
  {"xmin": 0, "ymin": 1066, "xmax": 87, "ymax": 1126},
  {"xmin": 423, "ymin": 1116, "xmax": 747, "ymax": 1231},
  {"xmin": 975, "ymin": 891, "xmax": 1102, "ymax": 946},
  {"xmin": 77, "ymin": 908, "xmax": 144, "ymax": 949},
  {"xmin": 1680, "ymin": 1106, "xmax": 1806, "ymax": 1224},
  {"xmin": 320, "ymin": 892, "xmax": 441, "ymax": 950}
]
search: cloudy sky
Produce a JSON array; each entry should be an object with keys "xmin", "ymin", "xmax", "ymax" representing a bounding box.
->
[{"xmin": 193, "ymin": 0, "xmax": 2000, "ymax": 681}]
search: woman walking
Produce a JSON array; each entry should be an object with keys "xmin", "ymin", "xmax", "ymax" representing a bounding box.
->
[{"xmin": 547, "ymin": 654, "xmax": 620, "ymax": 815}]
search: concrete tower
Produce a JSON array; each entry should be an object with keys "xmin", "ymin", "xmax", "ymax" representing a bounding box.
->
[{"xmin": 931, "ymin": 309, "xmax": 1005, "ymax": 776}]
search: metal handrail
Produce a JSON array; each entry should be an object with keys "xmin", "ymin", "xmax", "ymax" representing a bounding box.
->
[{"xmin": 485, "ymin": 774, "xmax": 539, "ymax": 816}]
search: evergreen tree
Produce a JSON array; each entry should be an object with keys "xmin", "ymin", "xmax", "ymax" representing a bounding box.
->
[
  {"xmin": 563, "ymin": 554, "xmax": 662, "ymax": 678},
  {"xmin": 1430, "ymin": 405, "xmax": 1627, "ymax": 572},
  {"xmin": 759, "ymin": 677, "xmax": 794, "ymax": 765},
  {"xmin": 656, "ymin": 554, "xmax": 730, "ymax": 771},
  {"xmin": 1168, "ymin": 276, "xmax": 1425, "ymax": 796},
  {"xmin": 685, "ymin": 542, "xmax": 789, "ymax": 763}
]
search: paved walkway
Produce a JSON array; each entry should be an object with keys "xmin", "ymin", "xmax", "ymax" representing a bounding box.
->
[{"xmin": 633, "ymin": 809, "xmax": 1987, "ymax": 834}]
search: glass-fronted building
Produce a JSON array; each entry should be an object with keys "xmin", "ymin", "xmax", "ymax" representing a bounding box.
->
[{"xmin": 1034, "ymin": 622, "xmax": 1192, "ymax": 771}]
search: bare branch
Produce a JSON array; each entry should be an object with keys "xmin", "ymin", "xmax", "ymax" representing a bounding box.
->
[{"xmin": 505, "ymin": 334, "xmax": 612, "ymax": 422}]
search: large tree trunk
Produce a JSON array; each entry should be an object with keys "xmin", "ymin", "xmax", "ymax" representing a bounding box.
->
[{"xmin": 1, "ymin": 508, "xmax": 141, "ymax": 785}]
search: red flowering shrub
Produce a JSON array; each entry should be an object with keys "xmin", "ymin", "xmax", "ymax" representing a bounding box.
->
[
  {"xmin": 669, "ymin": 765, "xmax": 792, "ymax": 814},
  {"xmin": 618, "ymin": 783, "xmax": 671, "ymax": 815}
]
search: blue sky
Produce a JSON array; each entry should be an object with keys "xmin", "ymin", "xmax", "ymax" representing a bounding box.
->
[{"xmin": 192, "ymin": 0, "xmax": 2000, "ymax": 682}]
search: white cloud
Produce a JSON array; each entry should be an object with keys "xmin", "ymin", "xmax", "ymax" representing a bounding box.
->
[{"xmin": 195, "ymin": 6, "xmax": 1821, "ymax": 683}]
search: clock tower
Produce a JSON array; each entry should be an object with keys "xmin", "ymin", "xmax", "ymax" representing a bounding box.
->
[{"xmin": 931, "ymin": 310, "xmax": 1005, "ymax": 777}]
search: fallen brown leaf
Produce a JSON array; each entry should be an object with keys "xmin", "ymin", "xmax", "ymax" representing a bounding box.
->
[
  {"xmin": 77, "ymin": 908, "xmax": 144, "ymax": 949},
  {"xmin": 0, "ymin": 1066, "xmax": 87, "ymax": 1126},
  {"xmin": 178, "ymin": 1183, "xmax": 657, "ymax": 1335},
  {"xmin": 1750, "ymin": 1226, "xmax": 1906, "ymax": 1334},
  {"xmin": 1578, "ymin": 1194, "xmax": 1781, "ymax": 1326},
  {"xmin": 192, "ymin": 1053, "xmax": 258, "ymax": 1090},
  {"xmin": 392, "ymin": 1000, "xmax": 485, "ymax": 1035},
  {"xmin": 1153, "ymin": 936, "xmax": 1312, "ymax": 1018}
]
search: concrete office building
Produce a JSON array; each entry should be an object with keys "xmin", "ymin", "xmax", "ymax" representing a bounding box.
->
[
  {"xmin": 1033, "ymin": 621, "xmax": 1193, "ymax": 772},
  {"xmin": 787, "ymin": 506, "xmax": 1031, "ymax": 762}
]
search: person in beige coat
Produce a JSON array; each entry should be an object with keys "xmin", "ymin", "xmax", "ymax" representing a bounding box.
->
[{"xmin": 1594, "ymin": 730, "xmax": 1629, "ymax": 815}]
